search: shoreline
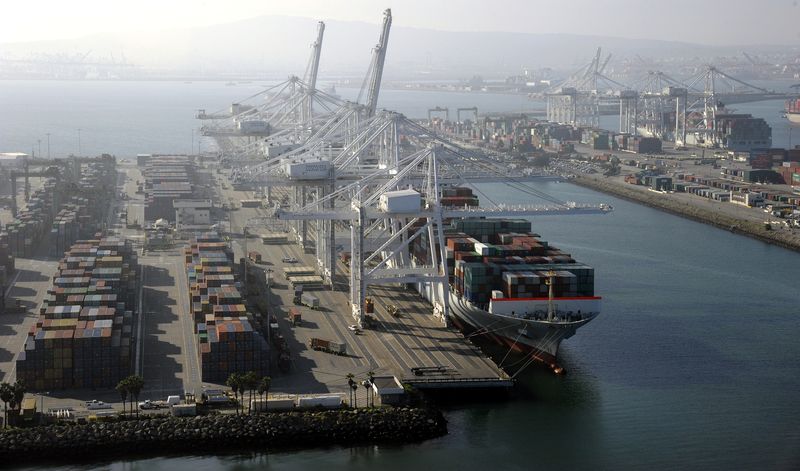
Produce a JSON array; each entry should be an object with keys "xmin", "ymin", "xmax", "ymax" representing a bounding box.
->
[
  {"xmin": 570, "ymin": 175, "xmax": 800, "ymax": 254},
  {"xmin": 0, "ymin": 407, "xmax": 447, "ymax": 466}
]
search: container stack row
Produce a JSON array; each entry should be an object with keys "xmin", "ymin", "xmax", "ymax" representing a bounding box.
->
[
  {"xmin": 409, "ymin": 190, "xmax": 595, "ymax": 306},
  {"xmin": 0, "ymin": 232, "xmax": 15, "ymax": 287},
  {"xmin": 2, "ymin": 155, "xmax": 117, "ymax": 260},
  {"xmin": 185, "ymin": 233, "xmax": 269, "ymax": 382},
  {"xmin": 3, "ymin": 179, "xmax": 62, "ymax": 257},
  {"xmin": 143, "ymin": 155, "xmax": 196, "ymax": 222},
  {"xmin": 440, "ymin": 186, "xmax": 480, "ymax": 207},
  {"xmin": 15, "ymin": 237, "xmax": 138, "ymax": 390},
  {"xmin": 48, "ymin": 198, "xmax": 95, "ymax": 258}
]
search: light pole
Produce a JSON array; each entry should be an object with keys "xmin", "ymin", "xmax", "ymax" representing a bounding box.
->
[
  {"xmin": 77, "ymin": 128, "xmax": 82, "ymax": 156},
  {"xmin": 38, "ymin": 139, "xmax": 41, "ymax": 159},
  {"xmin": 46, "ymin": 133, "xmax": 51, "ymax": 159},
  {"xmin": 265, "ymin": 268, "xmax": 273, "ymax": 338}
]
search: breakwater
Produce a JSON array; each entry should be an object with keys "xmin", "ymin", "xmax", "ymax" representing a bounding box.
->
[
  {"xmin": 0, "ymin": 407, "xmax": 447, "ymax": 465},
  {"xmin": 571, "ymin": 175, "xmax": 800, "ymax": 253}
]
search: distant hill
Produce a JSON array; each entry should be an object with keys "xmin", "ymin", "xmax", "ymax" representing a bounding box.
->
[{"xmin": 0, "ymin": 14, "xmax": 783, "ymax": 80}]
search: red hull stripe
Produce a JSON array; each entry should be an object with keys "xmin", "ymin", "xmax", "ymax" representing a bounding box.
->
[{"xmin": 491, "ymin": 296, "xmax": 601, "ymax": 302}]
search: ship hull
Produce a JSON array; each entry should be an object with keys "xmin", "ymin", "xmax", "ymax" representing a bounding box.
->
[
  {"xmin": 416, "ymin": 281, "xmax": 598, "ymax": 367},
  {"xmin": 787, "ymin": 112, "xmax": 800, "ymax": 125},
  {"xmin": 448, "ymin": 294, "xmax": 597, "ymax": 364}
]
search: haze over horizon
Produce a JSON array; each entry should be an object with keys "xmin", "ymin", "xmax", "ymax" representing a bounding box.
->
[{"xmin": 2, "ymin": 0, "xmax": 800, "ymax": 46}]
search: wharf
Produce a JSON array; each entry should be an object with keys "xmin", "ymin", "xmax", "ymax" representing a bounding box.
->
[{"xmin": 219, "ymin": 172, "xmax": 513, "ymax": 395}]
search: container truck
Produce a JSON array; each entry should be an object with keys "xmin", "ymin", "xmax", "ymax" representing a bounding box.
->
[
  {"xmin": 301, "ymin": 293, "xmax": 319, "ymax": 309},
  {"xmin": 289, "ymin": 307, "xmax": 302, "ymax": 326},
  {"xmin": 308, "ymin": 337, "xmax": 347, "ymax": 355}
]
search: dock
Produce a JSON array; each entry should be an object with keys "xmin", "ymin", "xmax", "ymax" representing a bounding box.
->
[{"xmin": 219, "ymin": 174, "xmax": 512, "ymax": 396}]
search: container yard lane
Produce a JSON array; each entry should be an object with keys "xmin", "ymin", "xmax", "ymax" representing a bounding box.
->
[
  {"xmin": 115, "ymin": 162, "xmax": 199, "ymax": 400},
  {"xmin": 0, "ymin": 256, "xmax": 59, "ymax": 383}
]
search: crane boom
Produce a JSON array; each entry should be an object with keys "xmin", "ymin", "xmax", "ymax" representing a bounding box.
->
[
  {"xmin": 305, "ymin": 21, "xmax": 325, "ymax": 121},
  {"xmin": 365, "ymin": 9, "xmax": 392, "ymax": 118},
  {"xmin": 599, "ymin": 53, "xmax": 612, "ymax": 75},
  {"xmin": 307, "ymin": 22, "xmax": 325, "ymax": 96}
]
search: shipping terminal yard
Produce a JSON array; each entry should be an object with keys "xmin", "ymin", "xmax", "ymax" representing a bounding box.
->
[
  {"xmin": 0, "ymin": 8, "xmax": 799, "ymax": 429},
  {"xmin": 0, "ymin": 152, "xmax": 518, "ymax": 418}
]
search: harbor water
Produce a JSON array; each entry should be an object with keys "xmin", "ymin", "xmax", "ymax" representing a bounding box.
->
[{"xmin": 2, "ymin": 81, "xmax": 800, "ymax": 470}]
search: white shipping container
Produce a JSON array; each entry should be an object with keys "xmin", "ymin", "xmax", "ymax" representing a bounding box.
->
[
  {"xmin": 283, "ymin": 160, "xmax": 332, "ymax": 180},
  {"xmin": 473, "ymin": 242, "xmax": 491, "ymax": 256},
  {"xmin": 301, "ymin": 293, "xmax": 319, "ymax": 308},
  {"xmin": 296, "ymin": 395, "xmax": 343, "ymax": 409},
  {"xmin": 379, "ymin": 189, "xmax": 421, "ymax": 213}
]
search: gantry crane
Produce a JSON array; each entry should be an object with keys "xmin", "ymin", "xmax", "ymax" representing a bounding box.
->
[
  {"xmin": 360, "ymin": 9, "xmax": 392, "ymax": 118},
  {"xmin": 240, "ymin": 108, "xmax": 611, "ymax": 328}
]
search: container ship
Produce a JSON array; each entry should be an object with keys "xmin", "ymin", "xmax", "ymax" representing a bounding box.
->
[{"xmin": 411, "ymin": 187, "xmax": 600, "ymax": 369}]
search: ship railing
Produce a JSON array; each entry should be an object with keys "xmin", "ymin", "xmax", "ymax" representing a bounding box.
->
[
  {"xmin": 404, "ymin": 376, "xmax": 513, "ymax": 385},
  {"xmin": 442, "ymin": 202, "xmax": 611, "ymax": 213}
]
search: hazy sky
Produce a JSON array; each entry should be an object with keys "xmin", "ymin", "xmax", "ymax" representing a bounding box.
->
[{"xmin": 2, "ymin": 0, "xmax": 799, "ymax": 45}]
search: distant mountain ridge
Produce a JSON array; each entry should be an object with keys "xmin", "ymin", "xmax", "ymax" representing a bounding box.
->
[{"xmin": 0, "ymin": 14, "xmax": 788, "ymax": 79}]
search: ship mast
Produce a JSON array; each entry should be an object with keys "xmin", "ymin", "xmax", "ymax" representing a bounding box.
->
[{"xmin": 546, "ymin": 270, "xmax": 556, "ymax": 321}]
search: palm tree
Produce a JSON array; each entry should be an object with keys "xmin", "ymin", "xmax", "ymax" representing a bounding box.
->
[
  {"xmin": 362, "ymin": 380, "xmax": 371, "ymax": 409},
  {"xmin": 10, "ymin": 380, "xmax": 25, "ymax": 412},
  {"xmin": 350, "ymin": 382, "xmax": 359, "ymax": 408},
  {"xmin": 0, "ymin": 383, "xmax": 13, "ymax": 428},
  {"xmin": 367, "ymin": 371, "xmax": 375, "ymax": 407},
  {"xmin": 345, "ymin": 373, "xmax": 355, "ymax": 407},
  {"xmin": 8, "ymin": 380, "xmax": 26, "ymax": 424},
  {"xmin": 242, "ymin": 371, "xmax": 259, "ymax": 414},
  {"xmin": 256, "ymin": 376, "xmax": 271, "ymax": 413},
  {"xmin": 115, "ymin": 379, "xmax": 129, "ymax": 416},
  {"xmin": 124, "ymin": 376, "xmax": 145, "ymax": 418},
  {"xmin": 226, "ymin": 373, "xmax": 242, "ymax": 414}
]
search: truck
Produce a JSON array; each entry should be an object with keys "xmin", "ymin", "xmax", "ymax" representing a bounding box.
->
[
  {"xmin": 269, "ymin": 315, "xmax": 280, "ymax": 336},
  {"xmin": 308, "ymin": 338, "xmax": 347, "ymax": 355},
  {"xmin": 200, "ymin": 389, "xmax": 234, "ymax": 407},
  {"xmin": 247, "ymin": 251, "xmax": 262, "ymax": 264},
  {"xmin": 289, "ymin": 307, "xmax": 302, "ymax": 326},
  {"xmin": 292, "ymin": 286, "xmax": 303, "ymax": 305},
  {"xmin": 301, "ymin": 293, "xmax": 319, "ymax": 309},
  {"xmin": 166, "ymin": 395, "xmax": 181, "ymax": 406}
]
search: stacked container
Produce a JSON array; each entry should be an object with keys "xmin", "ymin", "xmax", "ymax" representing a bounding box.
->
[
  {"xmin": 15, "ymin": 237, "xmax": 138, "ymax": 390},
  {"xmin": 185, "ymin": 233, "xmax": 269, "ymax": 382},
  {"xmin": 409, "ymin": 187, "xmax": 596, "ymax": 307}
]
